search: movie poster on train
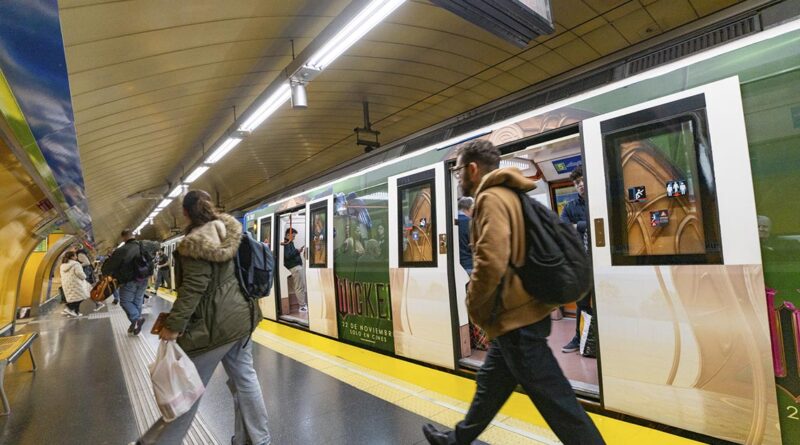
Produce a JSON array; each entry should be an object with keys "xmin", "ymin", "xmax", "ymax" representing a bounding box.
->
[{"xmin": 333, "ymin": 183, "xmax": 394, "ymax": 353}]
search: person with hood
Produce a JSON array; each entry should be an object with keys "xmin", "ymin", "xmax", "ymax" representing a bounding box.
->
[
  {"xmin": 60, "ymin": 251, "xmax": 90, "ymax": 317},
  {"xmin": 422, "ymin": 140, "xmax": 603, "ymax": 445},
  {"xmin": 135, "ymin": 190, "xmax": 270, "ymax": 445}
]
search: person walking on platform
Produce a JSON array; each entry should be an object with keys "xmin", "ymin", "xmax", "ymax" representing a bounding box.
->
[
  {"xmin": 135, "ymin": 190, "xmax": 270, "ymax": 445},
  {"xmin": 77, "ymin": 247, "xmax": 94, "ymax": 284},
  {"xmin": 60, "ymin": 251, "xmax": 91, "ymax": 317},
  {"xmin": 422, "ymin": 140, "xmax": 604, "ymax": 445},
  {"xmin": 559, "ymin": 166, "xmax": 594, "ymax": 353},
  {"xmin": 102, "ymin": 229, "xmax": 154, "ymax": 335}
]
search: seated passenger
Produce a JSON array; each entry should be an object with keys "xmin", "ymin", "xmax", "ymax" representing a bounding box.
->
[{"xmin": 135, "ymin": 190, "xmax": 270, "ymax": 445}]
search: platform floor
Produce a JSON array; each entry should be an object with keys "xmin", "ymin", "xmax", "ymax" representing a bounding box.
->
[{"xmin": 0, "ymin": 293, "xmax": 703, "ymax": 444}]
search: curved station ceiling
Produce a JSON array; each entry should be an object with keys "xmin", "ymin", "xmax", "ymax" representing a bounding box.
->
[{"xmin": 58, "ymin": 0, "xmax": 744, "ymax": 247}]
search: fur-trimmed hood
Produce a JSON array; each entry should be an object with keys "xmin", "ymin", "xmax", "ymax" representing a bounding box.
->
[{"xmin": 177, "ymin": 213, "xmax": 242, "ymax": 262}]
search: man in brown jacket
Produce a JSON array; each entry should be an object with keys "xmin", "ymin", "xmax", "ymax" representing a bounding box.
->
[{"xmin": 423, "ymin": 140, "xmax": 603, "ymax": 445}]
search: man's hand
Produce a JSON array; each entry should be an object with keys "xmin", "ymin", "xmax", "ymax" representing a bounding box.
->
[{"xmin": 159, "ymin": 327, "xmax": 180, "ymax": 341}]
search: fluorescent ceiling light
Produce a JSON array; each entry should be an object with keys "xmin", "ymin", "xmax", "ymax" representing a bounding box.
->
[
  {"xmin": 184, "ymin": 165, "xmax": 210, "ymax": 183},
  {"xmin": 306, "ymin": 0, "xmax": 406, "ymax": 70},
  {"xmin": 206, "ymin": 136, "xmax": 244, "ymax": 164},
  {"xmin": 238, "ymin": 84, "xmax": 291, "ymax": 132},
  {"xmin": 500, "ymin": 159, "xmax": 531, "ymax": 170},
  {"xmin": 156, "ymin": 198, "xmax": 173, "ymax": 209},
  {"xmin": 167, "ymin": 184, "xmax": 184, "ymax": 198}
]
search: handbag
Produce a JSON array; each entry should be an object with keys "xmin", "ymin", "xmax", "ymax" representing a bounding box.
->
[{"xmin": 91, "ymin": 275, "xmax": 118, "ymax": 302}]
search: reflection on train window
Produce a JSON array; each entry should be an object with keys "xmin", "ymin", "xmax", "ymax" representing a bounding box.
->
[
  {"xmin": 602, "ymin": 94, "xmax": 722, "ymax": 265},
  {"xmin": 258, "ymin": 216, "xmax": 272, "ymax": 251},
  {"xmin": 309, "ymin": 205, "xmax": 327, "ymax": 268},
  {"xmin": 398, "ymin": 179, "xmax": 436, "ymax": 267}
]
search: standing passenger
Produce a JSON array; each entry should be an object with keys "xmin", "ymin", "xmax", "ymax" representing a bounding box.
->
[
  {"xmin": 60, "ymin": 251, "xmax": 89, "ymax": 317},
  {"xmin": 422, "ymin": 140, "xmax": 604, "ymax": 445},
  {"xmin": 456, "ymin": 196, "xmax": 474, "ymax": 275},
  {"xmin": 155, "ymin": 250, "xmax": 170, "ymax": 290},
  {"xmin": 282, "ymin": 228, "xmax": 307, "ymax": 312},
  {"xmin": 135, "ymin": 190, "xmax": 270, "ymax": 445},
  {"xmin": 102, "ymin": 229, "xmax": 151, "ymax": 335},
  {"xmin": 559, "ymin": 166, "xmax": 593, "ymax": 353}
]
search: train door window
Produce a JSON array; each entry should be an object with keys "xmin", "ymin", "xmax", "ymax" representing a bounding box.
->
[
  {"xmin": 258, "ymin": 216, "xmax": 272, "ymax": 250},
  {"xmin": 309, "ymin": 202, "xmax": 328, "ymax": 268},
  {"xmin": 601, "ymin": 94, "xmax": 722, "ymax": 265},
  {"xmin": 397, "ymin": 170, "xmax": 437, "ymax": 268},
  {"xmin": 278, "ymin": 209, "xmax": 308, "ymax": 326}
]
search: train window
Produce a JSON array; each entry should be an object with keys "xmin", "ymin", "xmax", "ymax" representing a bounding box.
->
[
  {"xmin": 258, "ymin": 216, "xmax": 272, "ymax": 251},
  {"xmin": 397, "ymin": 170, "xmax": 437, "ymax": 268},
  {"xmin": 309, "ymin": 202, "xmax": 328, "ymax": 268},
  {"xmin": 601, "ymin": 94, "xmax": 723, "ymax": 265}
]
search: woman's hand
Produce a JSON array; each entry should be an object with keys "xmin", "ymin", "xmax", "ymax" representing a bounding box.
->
[{"xmin": 159, "ymin": 327, "xmax": 180, "ymax": 341}]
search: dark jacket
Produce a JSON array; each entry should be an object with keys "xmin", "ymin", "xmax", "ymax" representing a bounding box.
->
[
  {"xmin": 165, "ymin": 214, "xmax": 261, "ymax": 356},
  {"xmin": 559, "ymin": 195, "xmax": 589, "ymax": 252},
  {"xmin": 101, "ymin": 239, "xmax": 158, "ymax": 284},
  {"xmin": 284, "ymin": 241, "xmax": 303, "ymax": 269},
  {"xmin": 457, "ymin": 212, "xmax": 473, "ymax": 272},
  {"xmin": 468, "ymin": 168, "xmax": 555, "ymax": 339}
]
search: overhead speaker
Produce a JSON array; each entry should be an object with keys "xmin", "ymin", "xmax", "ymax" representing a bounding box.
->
[{"xmin": 430, "ymin": 0, "xmax": 554, "ymax": 48}]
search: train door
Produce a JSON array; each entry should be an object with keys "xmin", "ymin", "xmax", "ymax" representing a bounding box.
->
[
  {"xmin": 305, "ymin": 197, "xmax": 337, "ymax": 337},
  {"xmin": 582, "ymin": 77, "xmax": 779, "ymax": 441},
  {"xmin": 276, "ymin": 207, "xmax": 308, "ymax": 327},
  {"xmin": 256, "ymin": 214, "xmax": 277, "ymax": 321},
  {"xmin": 388, "ymin": 165, "xmax": 455, "ymax": 369}
]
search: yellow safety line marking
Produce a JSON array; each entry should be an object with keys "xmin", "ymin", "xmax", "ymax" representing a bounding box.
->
[{"xmin": 155, "ymin": 292, "xmax": 700, "ymax": 444}]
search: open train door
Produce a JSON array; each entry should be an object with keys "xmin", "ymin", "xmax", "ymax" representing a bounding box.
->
[
  {"xmin": 581, "ymin": 77, "xmax": 780, "ymax": 444},
  {"xmin": 255, "ymin": 213, "xmax": 277, "ymax": 321},
  {"xmin": 305, "ymin": 196, "xmax": 337, "ymax": 338},
  {"xmin": 388, "ymin": 164, "xmax": 455, "ymax": 369}
]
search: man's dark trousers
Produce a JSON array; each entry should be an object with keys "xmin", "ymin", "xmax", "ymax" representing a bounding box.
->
[{"xmin": 448, "ymin": 317, "xmax": 604, "ymax": 445}]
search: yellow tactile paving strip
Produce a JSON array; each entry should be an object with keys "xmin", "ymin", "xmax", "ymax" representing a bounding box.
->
[{"xmin": 156, "ymin": 291, "xmax": 702, "ymax": 444}]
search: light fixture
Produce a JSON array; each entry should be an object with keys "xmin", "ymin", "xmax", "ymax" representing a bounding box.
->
[
  {"xmin": 500, "ymin": 159, "xmax": 531, "ymax": 171},
  {"xmin": 184, "ymin": 165, "xmax": 210, "ymax": 183},
  {"xmin": 238, "ymin": 84, "xmax": 292, "ymax": 132},
  {"xmin": 167, "ymin": 184, "xmax": 184, "ymax": 198},
  {"xmin": 156, "ymin": 198, "xmax": 173, "ymax": 209},
  {"xmin": 305, "ymin": 0, "xmax": 406, "ymax": 70},
  {"xmin": 291, "ymin": 81, "xmax": 308, "ymax": 109},
  {"xmin": 206, "ymin": 136, "xmax": 244, "ymax": 164}
]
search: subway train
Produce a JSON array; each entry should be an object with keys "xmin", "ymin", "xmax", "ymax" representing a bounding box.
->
[{"xmin": 157, "ymin": 20, "xmax": 800, "ymax": 445}]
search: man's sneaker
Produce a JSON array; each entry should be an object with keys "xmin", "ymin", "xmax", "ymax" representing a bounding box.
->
[
  {"xmin": 299, "ymin": 305, "xmax": 308, "ymax": 312},
  {"xmin": 113, "ymin": 299, "xmax": 119, "ymax": 305},
  {"xmin": 133, "ymin": 317, "xmax": 146, "ymax": 336},
  {"xmin": 561, "ymin": 336, "xmax": 580, "ymax": 353},
  {"xmin": 93, "ymin": 302, "xmax": 106, "ymax": 312},
  {"xmin": 422, "ymin": 424, "xmax": 449, "ymax": 445},
  {"xmin": 64, "ymin": 308, "xmax": 80, "ymax": 317},
  {"xmin": 128, "ymin": 322, "xmax": 136, "ymax": 334}
]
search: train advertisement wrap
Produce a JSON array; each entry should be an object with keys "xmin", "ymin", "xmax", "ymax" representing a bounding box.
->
[{"xmin": 334, "ymin": 183, "xmax": 394, "ymax": 353}]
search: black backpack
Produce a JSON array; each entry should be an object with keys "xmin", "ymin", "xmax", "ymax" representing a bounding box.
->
[
  {"xmin": 133, "ymin": 241, "xmax": 154, "ymax": 282},
  {"xmin": 512, "ymin": 191, "xmax": 592, "ymax": 305},
  {"xmin": 234, "ymin": 230, "xmax": 274, "ymax": 299}
]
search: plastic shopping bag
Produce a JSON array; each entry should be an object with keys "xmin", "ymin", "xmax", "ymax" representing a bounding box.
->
[{"xmin": 149, "ymin": 340, "xmax": 205, "ymax": 422}]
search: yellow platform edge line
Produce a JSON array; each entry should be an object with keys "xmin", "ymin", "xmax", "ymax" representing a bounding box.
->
[{"xmin": 154, "ymin": 292, "xmax": 701, "ymax": 445}]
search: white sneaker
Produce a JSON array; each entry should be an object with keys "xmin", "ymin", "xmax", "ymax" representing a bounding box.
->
[
  {"xmin": 299, "ymin": 305, "xmax": 308, "ymax": 312},
  {"xmin": 64, "ymin": 308, "xmax": 79, "ymax": 317},
  {"xmin": 94, "ymin": 302, "xmax": 106, "ymax": 312}
]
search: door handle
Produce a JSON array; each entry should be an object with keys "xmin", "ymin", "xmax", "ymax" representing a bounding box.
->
[{"xmin": 594, "ymin": 218, "xmax": 606, "ymax": 247}]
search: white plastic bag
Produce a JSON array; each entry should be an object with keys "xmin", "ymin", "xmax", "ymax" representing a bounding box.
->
[{"xmin": 149, "ymin": 340, "xmax": 205, "ymax": 422}]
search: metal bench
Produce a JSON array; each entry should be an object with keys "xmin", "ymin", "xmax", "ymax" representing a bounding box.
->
[{"xmin": 0, "ymin": 332, "xmax": 38, "ymax": 416}]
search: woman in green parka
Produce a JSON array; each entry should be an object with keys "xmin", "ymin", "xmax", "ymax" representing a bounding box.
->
[{"xmin": 136, "ymin": 190, "xmax": 271, "ymax": 445}]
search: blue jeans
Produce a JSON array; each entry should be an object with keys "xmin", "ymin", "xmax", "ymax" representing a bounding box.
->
[
  {"xmin": 139, "ymin": 338, "xmax": 271, "ymax": 445},
  {"xmin": 451, "ymin": 317, "xmax": 604, "ymax": 445},
  {"xmin": 119, "ymin": 280, "xmax": 147, "ymax": 323}
]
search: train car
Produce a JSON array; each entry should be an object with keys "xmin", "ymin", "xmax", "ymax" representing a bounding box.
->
[{"xmin": 227, "ymin": 19, "xmax": 800, "ymax": 445}]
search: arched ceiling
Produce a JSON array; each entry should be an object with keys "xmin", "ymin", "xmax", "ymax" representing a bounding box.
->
[{"xmin": 58, "ymin": 0, "xmax": 744, "ymax": 247}]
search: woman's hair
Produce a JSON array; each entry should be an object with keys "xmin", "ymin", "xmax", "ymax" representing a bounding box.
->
[
  {"xmin": 63, "ymin": 251, "xmax": 77, "ymax": 263},
  {"xmin": 183, "ymin": 189, "xmax": 219, "ymax": 233}
]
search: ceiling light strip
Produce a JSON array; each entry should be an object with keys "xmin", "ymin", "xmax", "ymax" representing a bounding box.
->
[
  {"xmin": 238, "ymin": 84, "xmax": 292, "ymax": 133},
  {"xmin": 306, "ymin": 0, "xmax": 406, "ymax": 70},
  {"xmin": 184, "ymin": 165, "xmax": 210, "ymax": 183}
]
